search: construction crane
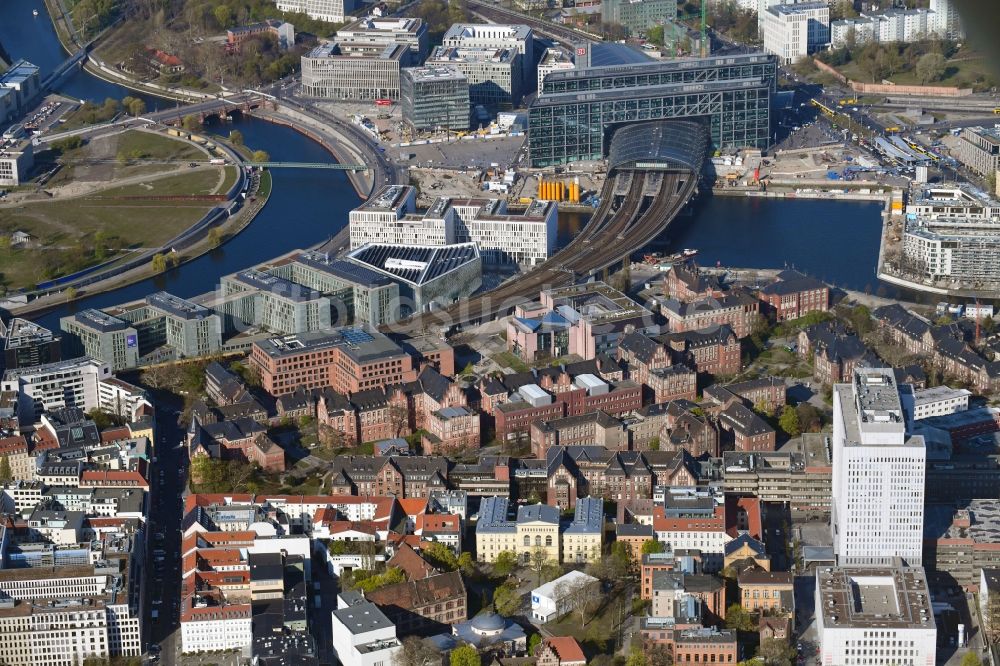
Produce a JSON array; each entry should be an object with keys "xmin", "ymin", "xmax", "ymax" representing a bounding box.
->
[{"xmin": 663, "ymin": 0, "xmax": 708, "ymax": 58}]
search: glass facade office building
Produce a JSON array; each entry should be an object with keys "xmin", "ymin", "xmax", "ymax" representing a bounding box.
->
[{"xmin": 528, "ymin": 52, "xmax": 777, "ymax": 167}]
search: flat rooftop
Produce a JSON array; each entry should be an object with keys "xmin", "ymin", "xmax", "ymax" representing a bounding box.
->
[
  {"xmin": 295, "ymin": 250, "xmax": 393, "ymax": 289},
  {"xmin": 232, "ymin": 269, "xmax": 324, "ymax": 303},
  {"xmin": 817, "ymin": 566, "xmax": 934, "ymax": 630},
  {"xmin": 403, "ymin": 65, "xmax": 467, "ymax": 82},
  {"xmin": 443, "ymin": 23, "xmax": 532, "ymax": 42},
  {"xmin": 146, "ymin": 291, "xmax": 213, "ymax": 320},
  {"xmin": 354, "ymin": 185, "xmax": 413, "ymax": 212},
  {"xmin": 70, "ymin": 309, "xmax": 131, "ymax": 333},
  {"xmin": 924, "ymin": 500, "xmax": 1000, "ymax": 544},
  {"xmin": 254, "ymin": 327, "xmax": 406, "ymax": 364},
  {"xmin": 339, "ymin": 16, "xmax": 425, "ymax": 35}
]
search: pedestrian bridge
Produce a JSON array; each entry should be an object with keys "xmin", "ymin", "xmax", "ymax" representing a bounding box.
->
[{"xmin": 607, "ymin": 120, "xmax": 709, "ymax": 174}]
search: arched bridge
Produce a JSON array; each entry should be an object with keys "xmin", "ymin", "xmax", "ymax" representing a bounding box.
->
[{"xmin": 393, "ymin": 119, "xmax": 708, "ymax": 334}]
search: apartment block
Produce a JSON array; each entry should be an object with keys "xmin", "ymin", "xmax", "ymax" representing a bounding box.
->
[{"xmin": 761, "ymin": 2, "xmax": 830, "ymax": 65}]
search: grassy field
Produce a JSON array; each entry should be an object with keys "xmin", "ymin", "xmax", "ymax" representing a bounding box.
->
[
  {"xmin": 835, "ymin": 51, "xmax": 997, "ymax": 90},
  {"xmin": 46, "ymin": 130, "xmax": 209, "ymax": 188},
  {"xmin": 491, "ymin": 351, "xmax": 530, "ymax": 373},
  {"xmin": 0, "ymin": 161, "xmax": 223, "ymax": 292},
  {"xmin": 95, "ymin": 170, "xmax": 222, "ymax": 197},
  {"xmin": 219, "ymin": 166, "xmax": 240, "ymax": 194}
]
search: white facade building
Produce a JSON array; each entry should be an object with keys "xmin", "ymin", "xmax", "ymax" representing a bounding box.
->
[
  {"xmin": 832, "ymin": 368, "xmax": 926, "ymax": 566},
  {"xmin": 901, "ymin": 385, "xmax": 970, "ymax": 421},
  {"xmin": 275, "ymin": 0, "xmax": 354, "ymax": 23},
  {"xmin": 1, "ymin": 357, "xmax": 111, "ymax": 423},
  {"xmin": 180, "ymin": 613, "xmax": 252, "ymax": 654},
  {"xmin": 442, "ymin": 23, "xmax": 534, "ymax": 87},
  {"xmin": 815, "ymin": 566, "xmax": 937, "ymax": 666},
  {"xmin": 330, "ymin": 599, "xmax": 402, "ymax": 666},
  {"xmin": 300, "ymin": 42, "xmax": 410, "ymax": 100},
  {"xmin": 760, "ymin": 2, "xmax": 830, "ymax": 65},
  {"xmin": 537, "ymin": 47, "xmax": 575, "ymax": 95},
  {"xmin": 530, "ymin": 570, "xmax": 600, "ymax": 623},
  {"xmin": 830, "ymin": 0, "xmax": 963, "ymax": 47},
  {"xmin": 336, "ymin": 16, "xmax": 429, "ymax": 58},
  {"xmin": 349, "ymin": 186, "xmax": 558, "ymax": 266}
]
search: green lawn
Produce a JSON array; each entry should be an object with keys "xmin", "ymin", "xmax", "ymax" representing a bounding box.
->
[
  {"xmin": 491, "ymin": 351, "xmax": 530, "ymax": 373},
  {"xmin": 219, "ymin": 166, "xmax": 240, "ymax": 194},
  {"xmin": 115, "ymin": 131, "xmax": 205, "ymax": 162},
  {"xmin": 96, "ymin": 170, "xmax": 222, "ymax": 198},
  {"xmin": 837, "ymin": 54, "xmax": 997, "ymax": 90}
]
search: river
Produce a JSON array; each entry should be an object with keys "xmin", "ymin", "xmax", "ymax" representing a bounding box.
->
[
  {"xmin": 2, "ymin": 1, "xmax": 893, "ymax": 331},
  {"xmin": 0, "ymin": 2, "xmax": 363, "ymax": 331}
]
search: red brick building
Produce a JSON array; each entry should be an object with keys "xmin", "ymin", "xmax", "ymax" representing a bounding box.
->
[
  {"xmin": 660, "ymin": 325, "xmax": 741, "ymax": 377},
  {"xmin": 250, "ymin": 327, "xmax": 418, "ymax": 396},
  {"xmin": 188, "ymin": 416, "xmax": 286, "ymax": 474},
  {"xmin": 421, "ymin": 406, "xmax": 481, "ymax": 455},
  {"xmin": 661, "ymin": 289, "xmax": 759, "ymax": 338},
  {"xmin": 718, "ymin": 403, "xmax": 776, "ymax": 452},
  {"xmin": 647, "ymin": 365, "xmax": 698, "ymax": 404},
  {"xmin": 757, "ymin": 270, "xmax": 829, "ymax": 322}
]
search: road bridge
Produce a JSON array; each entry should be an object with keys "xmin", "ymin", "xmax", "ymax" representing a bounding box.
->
[{"xmin": 391, "ymin": 120, "xmax": 709, "ymax": 335}]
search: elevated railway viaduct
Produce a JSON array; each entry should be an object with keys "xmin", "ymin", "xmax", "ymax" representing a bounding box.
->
[{"xmin": 393, "ymin": 120, "xmax": 709, "ymax": 335}]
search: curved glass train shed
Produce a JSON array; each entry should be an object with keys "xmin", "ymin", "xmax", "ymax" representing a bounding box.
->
[{"xmin": 607, "ymin": 120, "xmax": 709, "ymax": 173}]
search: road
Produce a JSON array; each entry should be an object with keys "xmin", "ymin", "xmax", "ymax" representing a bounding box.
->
[{"xmin": 143, "ymin": 398, "xmax": 191, "ymax": 665}]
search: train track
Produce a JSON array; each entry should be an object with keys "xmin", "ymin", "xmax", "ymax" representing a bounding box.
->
[
  {"xmin": 466, "ymin": 0, "xmax": 602, "ymax": 47},
  {"xmin": 393, "ymin": 168, "xmax": 697, "ymax": 335}
]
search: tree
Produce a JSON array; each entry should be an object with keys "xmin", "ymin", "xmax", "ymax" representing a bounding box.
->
[
  {"xmin": 795, "ymin": 402, "xmax": 822, "ymax": 433},
  {"xmin": 457, "ymin": 551, "xmax": 475, "ymax": 576},
  {"xmin": 182, "ymin": 114, "xmax": 202, "ymax": 132},
  {"xmin": 916, "ymin": 52, "xmax": 947, "ymax": 84},
  {"xmin": 213, "ymin": 4, "xmax": 233, "ymax": 28},
  {"xmin": 647, "ymin": 25, "xmax": 664, "ymax": 46},
  {"xmin": 642, "ymin": 539, "xmax": 665, "ymax": 555},
  {"xmin": 151, "ymin": 253, "xmax": 168, "ymax": 273},
  {"xmin": 757, "ymin": 638, "xmax": 797, "ymax": 666},
  {"xmin": 529, "ymin": 547, "xmax": 548, "ymax": 585},
  {"xmin": 527, "ymin": 633, "xmax": 542, "ymax": 655},
  {"xmin": 724, "ymin": 604, "xmax": 757, "ymax": 632},
  {"xmin": 647, "ymin": 644, "xmax": 673, "ymax": 666},
  {"xmin": 492, "ymin": 581, "xmax": 521, "ymax": 616},
  {"xmin": 354, "ymin": 566, "xmax": 405, "ymax": 594},
  {"xmin": 207, "ymin": 227, "xmax": 222, "ymax": 248},
  {"xmin": 229, "ymin": 129, "xmax": 244, "ymax": 146},
  {"xmin": 123, "ymin": 96, "xmax": 146, "ymax": 117},
  {"xmin": 422, "ymin": 542, "xmax": 458, "ymax": 571},
  {"xmin": 959, "ymin": 654, "xmax": 981, "ymax": 666},
  {"xmin": 397, "ymin": 635, "xmax": 438, "ymax": 666},
  {"xmin": 778, "ymin": 405, "xmax": 801, "ymax": 438},
  {"xmin": 449, "ymin": 645, "xmax": 481, "ymax": 666},
  {"xmin": 0, "ymin": 456, "xmax": 11, "ymax": 483},
  {"xmin": 493, "ymin": 551, "xmax": 517, "ymax": 578},
  {"xmin": 387, "ymin": 403, "xmax": 409, "ymax": 437},
  {"xmin": 65, "ymin": 286, "xmax": 78, "ymax": 302},
  {"xmin": 625, "ymin": 648, "xmax": 648, "ymax": 666},
  {"xmin": 251, "ymin": 149, "xmax": 270, "ymax": 162},
  {"xmin": 648, "ymin": 436, "xmax": 660, "ymax": 451}
]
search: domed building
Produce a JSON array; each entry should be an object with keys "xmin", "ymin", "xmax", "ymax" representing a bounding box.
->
[{"xmin": 429, "ymin": 611, "xmax": 527, "ymax": 657}]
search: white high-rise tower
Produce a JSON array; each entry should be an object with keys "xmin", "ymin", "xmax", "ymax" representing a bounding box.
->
[{"xmin": 832, "ymin": 367, "xmax": 926, "ymax": 566}]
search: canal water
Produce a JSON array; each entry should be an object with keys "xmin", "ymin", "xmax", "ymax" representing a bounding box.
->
[{"xmin": 1, "ymin": 0, "xmax": 892, "ymax": 331}]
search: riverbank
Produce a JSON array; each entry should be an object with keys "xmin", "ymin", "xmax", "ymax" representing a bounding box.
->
[{"xmin": 6, "ymin": 168, "xmax": 271, "ymax": 318}]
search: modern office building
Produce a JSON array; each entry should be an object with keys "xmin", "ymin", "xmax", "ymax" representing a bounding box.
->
[
  {"xmin": 425, "ymin": 46, "xmax": 521, "ymax": 109},
  {"xmin": 300, "ymin": 41, "xmax": 411, "ymax": 100},
  {"xmin": 345, "ymin": 243, "xmax": 482, "ymax": 315},
  {"xmin": 831, "ymin": 368, "xmax": 926, "ymax": 566},
  {"xmin": 528, "ymin": 52, "xmax": 776, "ymax": 166},
  {"xmin": 218, "ymin": 268, "xmax": 333, "ymax": 335},
  {"xmin": 442, "ymin": 23, "xmax": 534, "ymax": 88},
  {"xmin": 274, "ymin": 0, "xmax": 356, "ymax": 23},
  {"xmin": 107, "ymin": 292, "xmax": 223, "ymax": 362},
  {"xmin": 537, "ymin": 47, "xmax": 575, "ymax": 95},
  {"xmin": 264, "ymin": 250, "xmax": 399, "ymax": 327},
  {"xmin": 400, "ymin": 66, "xmax": 470, "ymax": 132},
  {"xmin": 601, "ymin": 0, "xmax": 678, "ymax": 35},
  {"xmin": 0, "ymin": 61, "xmax": 41, "ymax": 120},
  {"xmin": 1, "ymin": 318, "xmax": 60, "ymax": 372},
  {"xmin": 249, "ymin": 326, "xmax": 417, "ymax": 395},
  {"xmin": 815, "ymin": 566, "xmax": 937, "ymax": 666},
  {"xmin": 760, "ymin": 2, "xmax": 830, "ymax": 64},
  {"xmin": 0, "ymin": 130, "xmax": 34, "ymax": 187},
  {"xmin": 335, "ymin": 16, "xmax": 429, "ymax": 59},
  {"xmin": 349, "ymin": 186, "xmax": 558, "ymax": 266},
  {"xmin": 330, "ymin": 598, "xmax": 402, "ymax": 666},
  {"xmin": 60, "ymin": 310, "xmax": 139, "ymax": 372},
  {"xmin": 956, "ymin": 126, "xmax": 1000, "ymax": 178}
]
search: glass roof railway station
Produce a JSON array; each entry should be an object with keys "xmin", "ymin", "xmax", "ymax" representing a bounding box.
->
[{"xmin": 528, "ymin": 52, "xmax": 777, "ymax": 168}]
